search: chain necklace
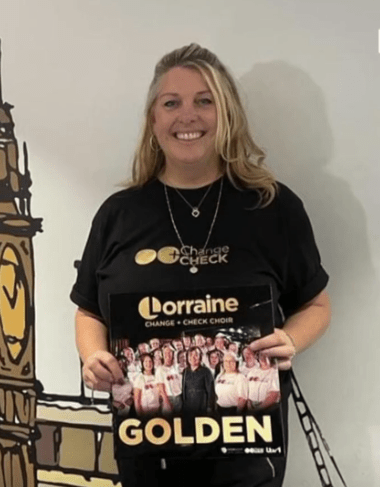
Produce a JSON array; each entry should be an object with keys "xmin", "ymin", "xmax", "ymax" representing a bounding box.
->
[
  {"xmin": 164, "ymin": 178, "xmax": 224, "ymax": 274},
  {"xmin": 173, "ymin": 182, "xmax": 214, "ymax": 217}
]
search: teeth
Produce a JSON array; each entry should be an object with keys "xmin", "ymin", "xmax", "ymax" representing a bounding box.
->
[{"xmin": 175, "ymin": 132, "xmax": 203, "ymax": 140}]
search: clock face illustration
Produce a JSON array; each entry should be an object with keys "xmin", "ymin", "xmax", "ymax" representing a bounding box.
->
[{"xmin": 0, "ymin": 244, "xmax": 28, "ymax": 362}]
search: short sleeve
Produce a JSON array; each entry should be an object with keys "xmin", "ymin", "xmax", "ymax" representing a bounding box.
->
[
  {"xmin": 278, "ymin": 185, "xmax": 329, "ymax": 317},
  {"xmin": 70, "ymin": 205, "xmax": 107, "ymax": 318}
]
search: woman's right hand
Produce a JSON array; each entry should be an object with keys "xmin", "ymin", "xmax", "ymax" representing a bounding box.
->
[{"xmin": 82, "ymin": 350, "xmax": 125, "ymax": 392}]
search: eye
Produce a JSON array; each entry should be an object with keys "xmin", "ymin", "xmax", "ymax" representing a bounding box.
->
[
  {"xmin": 164, "ymin": 100, "xmax": 178, "ymax": 108},
  {"xmin": 198, "ymin": 98, "xmax": 213, "ymax": 105}
]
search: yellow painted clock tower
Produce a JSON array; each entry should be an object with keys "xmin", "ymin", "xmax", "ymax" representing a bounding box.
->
[{"xmin": 0, "ymin": 42, "xmax": 42, "ymax": 486}]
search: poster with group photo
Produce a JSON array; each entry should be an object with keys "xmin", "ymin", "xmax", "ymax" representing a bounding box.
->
[{"xmin": 109, "ymin": 285, "xmax": 285, "ymax": 459}]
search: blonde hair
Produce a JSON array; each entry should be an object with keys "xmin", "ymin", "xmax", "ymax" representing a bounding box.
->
[{"xmin": 130, "ymin": 43, "xmax": 277, "ymax": 206}]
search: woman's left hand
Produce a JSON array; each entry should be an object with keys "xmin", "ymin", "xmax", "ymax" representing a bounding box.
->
[{"xmin": 249, "ymin": 328, "xmax": 296, "ymax": 371}]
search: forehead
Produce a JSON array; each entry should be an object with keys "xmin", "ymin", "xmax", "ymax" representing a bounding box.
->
[{"xmin": 158, "ymin": 67, "xmax": 210, "ymax": 96}]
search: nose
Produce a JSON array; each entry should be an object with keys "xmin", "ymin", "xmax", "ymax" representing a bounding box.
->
[{"xmin": 177, "ymin": 101, "xmax": 198, "ymax": 123}]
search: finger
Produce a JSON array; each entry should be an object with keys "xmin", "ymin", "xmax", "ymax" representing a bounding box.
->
[
  {"xmin": 260, "ymin": 345, "xmax": 295, "ymax": 359},
  {"xmin": 276, "ymin": 358, "xmax": 293, "ymax": 371},
  {"xmin": 89, "ymin": 361, "xmax": 115, "ymax": 383},
  {"xmin": 99, "ymin": 355, "xmax": 125, "ymax": 383},
  {"xmin": 83, "ymin": 368, "xmax": 113, "ymax": 391},
  {"xmin": 249, "ymin": 331, "xmax": 286, "ymax": 352}
]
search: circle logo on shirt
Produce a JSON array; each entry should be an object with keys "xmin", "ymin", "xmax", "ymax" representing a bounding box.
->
[
  {"xmin": 135, "ymin": 249, "xmax": 157, "ymax": 265},
  {"xmin": 157, "ymin": 247, "xmax": 180, "ymax": 264}
]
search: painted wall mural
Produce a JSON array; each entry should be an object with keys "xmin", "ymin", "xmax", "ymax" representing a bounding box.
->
[{"xmin": 0, "ymin": 42, "xmax": 121, "ymax": 487}]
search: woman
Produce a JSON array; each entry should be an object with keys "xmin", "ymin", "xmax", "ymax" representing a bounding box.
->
[
  {"xmin": 247, "ymin": 352, "xmax": 281, "ymax": 411},
  {"xmin": 176, "ymin": 349, "xmax": 187, "ymax": 374},
  {"xmin": 153, "ymin": 348, "xmax": 163, "ymax": 368},
  {"xmin": 182, "ymin": 346, "xmax": 215, "ymax": 415},
  {"xmin": 207, "ymin": 348, "xmax": 222, "ymax": 378},
  {"xmin": 215, "ymin": 351, "xmax": 248, "ymax": 414},
  {"xmin": 240, "ymin": 345, "xmax": 259, "ymax": 377},
  {"xmin": 156, "ymin": 344, "xmax": 182, "ymax": 414},
  {"xmin": 133, "ymin": 353, "xmax": 160, "ymax": 417},
  {"xmin": 72, "ymin": 43, "xmax": 330, "ymax": 486}
]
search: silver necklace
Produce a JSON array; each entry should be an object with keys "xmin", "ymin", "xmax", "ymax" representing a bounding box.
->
[
  {"xmin": 164, "ymin": 178, "xmax": 224, "ymax": 274},
  {"xmin": 173, "ymin": 182, "xmax": 214, "ymax": 218}
]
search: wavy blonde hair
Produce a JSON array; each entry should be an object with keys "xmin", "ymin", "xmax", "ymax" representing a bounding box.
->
[{"xmin": 130, "ymin": 43, "xmax": 277, "ymax": 206}]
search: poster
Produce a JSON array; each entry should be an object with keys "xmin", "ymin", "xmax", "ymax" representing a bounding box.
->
[{"xmin": 110, "ymin": 285, "xmax": 284, "ymax": 459}]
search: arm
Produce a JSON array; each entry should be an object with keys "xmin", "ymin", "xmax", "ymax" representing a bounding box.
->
[
  {"xmin": 257, "ymin": 391, "xmax": 281, "ymax": 410},
  {"xmin": 75, "ymin": 307, "xmax": 124, "ymax": 390},
  {"xmin": 134, "ymin": 387, "xmax": 143, "ymax": 416},
  {"xmin": 250, "ymin": 290, "xmax": 331, "ymax": 370},
  {"xmin": 158, "ymin": 383, "xmax": 173, "ymax": 412},
  {"xmin": 237, "ymin": 397, "xmax": 247, "ymax": 413}
]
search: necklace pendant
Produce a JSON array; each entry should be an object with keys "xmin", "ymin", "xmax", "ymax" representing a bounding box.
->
[
  {"xmin": 190, "ymin": 266, "xmax": 198, "ymax": 274},
  {"xmin": 192, "ymin": 208, "xmax": 200, "ymax": 218}
]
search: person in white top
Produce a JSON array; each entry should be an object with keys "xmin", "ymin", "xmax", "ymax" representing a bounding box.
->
[
  {"xmin": 215, "ymin": 351, "xmax": 248, "ymax": 413},
  {"xmin": 149, "ymin": 337, "xmax": 161, "ymax": 351},
  {"xmin": 137, "ymin": 342, "xmax": 150, "ymax": 356},
  {"xmin": 214, "ymin": 333, "xmax": 228, "ymax": 354},
  {"xmin": 207, "ymin": 349, "xmax": 222, "ymax": 378},
  {"xmin": 123, "ymin": 347, "xmax": 141, "ymax": 385},
  {"xmin": 182, "ymin": 335, "xmax": 193, "ymax": 350},
  {"xmin": 172, "ymin": 338, "xmax": 184, "ymax": 353},
  {"xmin": 153, "ymin": 348, "xmax": 163, "ymax": 368},
  {"xmin": 156, "ymin": 345, "xmax": 183, "ymax": 414},
  {"xmin": 176, "ymin": 350, "xmax": 187, "ymax": 375},
  {"xmin": 240, "ymin": 346, "xmax": 259, "ymax": 377},
  {"xmin": 247, "ymin": 353, "xmax": 280, "ymax": 411},
  {"xmin": 134, "ymin": 354, "xmax": 160, "ymax": 417}
]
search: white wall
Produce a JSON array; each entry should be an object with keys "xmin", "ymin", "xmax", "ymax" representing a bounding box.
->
[{"xmin": 1, "ymin": 0, "xmax": 379, "ymax": 484}]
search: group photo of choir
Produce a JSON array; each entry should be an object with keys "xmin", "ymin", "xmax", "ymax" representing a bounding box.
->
[{"xmin": 111, "ymin": 332, "xmax": 280, "ymax": 418}]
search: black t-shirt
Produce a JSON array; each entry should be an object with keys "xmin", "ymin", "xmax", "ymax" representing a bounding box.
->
[{"xmin": 70, "ymin": 176, "xmax": 328, "ymax": 325}]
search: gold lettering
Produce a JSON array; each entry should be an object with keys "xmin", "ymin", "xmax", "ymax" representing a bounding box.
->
[
  {"xmin": 145, "ymin": 418, "xmax": 172, "ymax": 445},
  {"xmin": 193, "ymin": 299, "xmax": 207, "ymax": 314},
  {"xmin": 222, "ymin": 417, "xmax": 245, "ymax": 443},
  {"xmin": 246, "ymin": 415, "xmax": 273, "ymax": 443},
  {"xmin": 225, "ymin": 298, "xmax": 239, "ymax": 312},
  {"xmin": 195, "ymin": 417, "xmax": 220, "ymax": 444},
  {"xmin": 174, "ymin": 418, "xmax": 194, "ymax": 444},
  {"xmin": 119, "ymin": 419, "xmax": 143, "ymax": 446}
]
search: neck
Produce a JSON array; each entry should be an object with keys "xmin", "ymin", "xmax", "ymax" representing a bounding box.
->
[{"xmin": 159, "ymin": 161, "xmax": 223, "ymax": 189}]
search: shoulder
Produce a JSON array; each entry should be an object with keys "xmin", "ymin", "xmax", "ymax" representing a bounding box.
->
[
  {"xmin": 273, "ymin": 182, "xmax": 304, "ymax": 210},
  {"xmin": 96, "ymin": 183, "xmax": 152, "ymax": 215},
  {"xmin": 134, "ymin": 374, "xmax": 145, "ymax": 388},
  {"xmin": 92, "ymin": 180, "xmax": 159, "ymax": 226}
]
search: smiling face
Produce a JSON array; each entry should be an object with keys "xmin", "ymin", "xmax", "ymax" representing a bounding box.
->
[
  {"xmin": 209, "ymin": 351, "xmax": 220, "ymax": 368},
  {"xmin": 142, "ymin": 355, "xmax": 154, "ymax": 374},
  {"xmin": 152, "ymin": 67, "xmax": 219, "ymax": 178},
  {"xmin": 242, "ymin": 347, "xmax": 256, "ymax": 367},
  {"xmin": 223, "ymin": 353, "xmax": 237, "ymax": 374},
  {"xmin": 163, "ymin": 346, "xmax": 174, "ymax": 366},
  {"xmin": 188, "ymin": 349, "xmax": 201, "ymax": 369}
]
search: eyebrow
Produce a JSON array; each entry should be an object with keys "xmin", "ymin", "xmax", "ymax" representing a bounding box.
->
[{"xmin": 158, "ymin": 90, "xmax": 212, "ymax": 99}]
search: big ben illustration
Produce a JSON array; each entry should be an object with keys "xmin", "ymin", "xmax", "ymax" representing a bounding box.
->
[
  {"xmin": 0, "ymin": 42, "xmax": 42, "ymax": 486},
  {"xmin": 0, "ymin": 42, "xmax": 120, "ymax": 487}
]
